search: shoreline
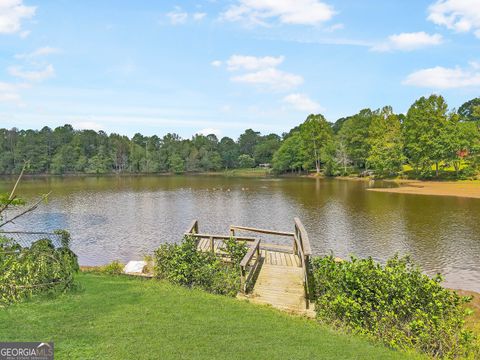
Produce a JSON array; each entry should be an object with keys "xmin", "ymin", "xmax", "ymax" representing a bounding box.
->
[
  {"xmin": 2, "ymin": 172, "xmax": 479, "ymax": 199},
  {"xmin": 367, "ymin": 179, "xmax": 480, "ymax": 199}
]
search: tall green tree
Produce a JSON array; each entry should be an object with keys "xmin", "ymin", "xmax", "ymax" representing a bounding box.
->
[
  {"xmin": 367, "ymin": 106, "xmax": 404, "ymax": 176},
  {"xmin": 458, "ymin": 97, "xmax": 480, "ymax": 122},
  {"xmin": 404, "ymin": 95, "xmax": 450, "ymax": 177},
  {"xmin": 272, "ymin": 132, "xmax": 304, "ymax": 173},
  {"xmin": 238, "ymin": 129, "xmax": 260, "ymax": 158},
  {"xmin": 218, "ymin": 137, "xmax": 239, "ymax": 169},
  {"xmin": 299, "ymin": 114, "xmax": 334, "ymax": 174},
  {"xmin": 253, "ymin": 134, "xmax": 281, "ymax": 164},
  {"xmin": 337, "ymin": 109, "xmax": 373, "ymax": 170}
]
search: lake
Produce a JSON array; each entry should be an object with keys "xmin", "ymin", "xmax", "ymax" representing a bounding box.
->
[{"xmin": 1, "ymin": 175, "xmax": 479, "ymax": 292}]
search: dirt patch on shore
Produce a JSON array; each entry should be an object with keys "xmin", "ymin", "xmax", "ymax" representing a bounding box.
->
[{"xmin": 368, "ymin": 180, "xmax": 480, "ymax": 199}]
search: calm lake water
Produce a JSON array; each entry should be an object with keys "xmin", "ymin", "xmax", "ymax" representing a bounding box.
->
[{"xmin": 1, "ymin": 176, "xmax": 479, "ymax": 292}]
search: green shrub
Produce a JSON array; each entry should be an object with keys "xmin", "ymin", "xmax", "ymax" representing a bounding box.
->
[
  {"xmin": 100, "ymin": 260, "xmax": 124, "ymax": 275},
  {"xmin": 0, "ymin": 232, "xmax": 79, "ymax": 306},
  {"xmin": 154, "ymin": 236, "xmax": 242, "ymax": 297},
  {"xmin": 223, "ymin": 237, "xmax": 248, "ymax": 266},
  {"xmin": 311, "ymin": 254, "xmax": 478, "ymax": 359}
]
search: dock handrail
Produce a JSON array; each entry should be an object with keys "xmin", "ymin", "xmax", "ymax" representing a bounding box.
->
[
  {"xmin": 293, "ymin": 217, "xmax": 312, "ymax": 257},
  {"xmin": 293, "ymin": 217, "xmax": 313, "ymax": 306},
  {"xmin": 184, "ymin": 233, "xmax": 257, "ymax": 242},
  {"xmin": 239, "ymin": 238, "xmax": 261, "ymax": 293},
  {"xmin": 185, "ymin": 220, "xmax": 199, "ymax": 234},
  {"xmin": 229, "ymin": 225, "xmax": 294, "ymax": 237}
]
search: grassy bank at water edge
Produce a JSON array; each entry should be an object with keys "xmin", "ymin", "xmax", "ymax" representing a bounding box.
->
[{"xmin": 0, "ymin": 273, "xmax": 418, "ymax": 359}]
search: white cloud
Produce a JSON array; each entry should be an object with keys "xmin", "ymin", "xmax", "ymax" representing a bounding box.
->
[
  {"xmin": 211, "ymin": 60, "xmax": 222, "ymax": 67},
  {"xmin": 198, "ymin": 128, "xmax": 222, "ymax": 137},
  {"xmin": 222, "ymin": 0, "xmax": 335, "ymax": 26},
  {"xmin": 220, "ymin": 54, "xmax": 303, "ymax": 91},
  {"xmin": 428, "ymin": 0, "xmax": 480, "ymax": 38},
  {"xmin": 193, "ymin": 12, "xmax": 206, "ymax": 21},
  {"xmin": 231, "ymin": 67, "xmax": 303, "ymax": 91},
  {"xmin": 0, "ymin": 0, "xmax": 35, "ymax": 34},
  {"xmin": 166, "ymin": 8, "xmax": 188, "ymax": 25},
  {"xmin": 15, "ymin": 46, "xmax": 61, "ymax": 59},
  {"xmin": 324, "ymin": 23, "xmax": 344, "ymax": 32},
  {"xmin": 283, "ymin": 93, "xmax": 322, "ymax": 112},
  {"xmin": 8, "ymin": 64, "xmax": 55, "ymax": 82},
  {"xmin": 226, "ymin": 55, "xmax": 284, "ymax": 71},
  {"xmin": 0, "ymin": 82, "xmax": 20, "ymax": 102},
  {"xmin": 372, "ymin": 32, "xmax": 443, "ymax": 52},
  {"xmin": 403, "ymin": 63, "xmax": 480, "ymax": 89},
  {"xmin": 0, "ymin": 81, "xmax": 29, "ymax": 103}
]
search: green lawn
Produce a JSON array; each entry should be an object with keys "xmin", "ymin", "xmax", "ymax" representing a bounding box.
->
[
  {"xmin": 0, "ymin": 273, "xmax": 417, "ymax": 359},
  {"xmin": 222, "ymin": 167, "xmax": 272, "ymax": 177}
]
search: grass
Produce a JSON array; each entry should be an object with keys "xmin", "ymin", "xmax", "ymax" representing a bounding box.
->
[
  {"xmin": 222, "ymin": 167, "xmax": 272, "ymax": 177},
  {"xmin": 0, "ymin": 273, "xmax": 417, "ymax": 360}
]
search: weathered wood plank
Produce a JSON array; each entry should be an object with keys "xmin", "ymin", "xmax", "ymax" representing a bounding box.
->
[
  {"xmin": 285, "ymin": 252, "xmax": 292, "ymax": 267},
  {"xmin": 245, "ymin": 262, "xmax": 309, "ymax": 314},
  {"xmin": 186, "ymin": 233, "xmax": 257, "ymax": 242},
  {"xmin": 230, "ymin": 225, "xmax": 295, "ymax": 237}
]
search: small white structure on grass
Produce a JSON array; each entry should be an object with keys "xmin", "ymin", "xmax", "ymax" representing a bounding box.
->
[{"xmin": 123, "ymin": 260, "xmax": 147, "ymax": 274}]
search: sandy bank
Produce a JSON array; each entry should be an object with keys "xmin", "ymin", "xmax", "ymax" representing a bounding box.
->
[{"xmin": 368, "ymin": 180, "xmax": 480, "ymax": 199}]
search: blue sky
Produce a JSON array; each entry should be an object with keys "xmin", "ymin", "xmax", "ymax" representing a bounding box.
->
[{"xmin": 1, "ymin": 0, "xmax": 479, "ymax": 139}]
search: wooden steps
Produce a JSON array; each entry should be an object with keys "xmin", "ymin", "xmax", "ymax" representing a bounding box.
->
[{"xmin": 239, "ymin": 251, "xmax": 314, "ymax": 317}]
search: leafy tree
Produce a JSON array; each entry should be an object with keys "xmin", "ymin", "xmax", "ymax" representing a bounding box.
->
[
  {"xmin": 367, "ymin": 106, "xmax": 404, "ymax": 176},
  {"xmin": 299, "ymin": 114, "xmax": 334, "ymax": 174},
  {"xmin": 404, "ymin": 95, "xmax": 450, "ymax": 177},
  {"xmin": 253, "ymin": 133, "xmax": 281, "ymax": 164},
  {"xmin": 458, "ymin": 97, "xmax": 480, "ymax": 122},
  {"xmin": 237, "ymin": 154, "xmax": 255, "ymax": 168},
  {"xmin": 238, "ymin": 129, "xmax": 260, "ymax": 158},
  {"xmin": 218, "ymin": 137, "xmax": 239, "ymax": 169},
  {"xmin": 337, "ymin": 109, "xmax": 373, "ymax": 170},
  {"xmin": 169, "ymin": 153, "xmax": 185, "ymax": 173},
  {"xmin": 335, "ymin": 140, "xmax": 352, "ymax": 175},
  {"xmin": 272, "ymin": 132, "xmax": 305, "ymax": 173},
  {"xmin": 445, "ymin": 115, "xmax": 480, "ymax": 175}
]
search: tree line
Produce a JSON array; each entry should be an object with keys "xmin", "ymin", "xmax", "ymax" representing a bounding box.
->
[
  {"xmin": 0, "ymin": 125, "xmax": 281, "ymax": 175},
  {"xmin": 274, "ymin": 95, "xmax": 480, "ymax": 178},
  {"xmin": 1, "ymin": 95, "xmax": 479, "ymax": 178}
]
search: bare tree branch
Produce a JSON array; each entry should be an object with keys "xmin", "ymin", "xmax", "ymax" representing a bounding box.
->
[
  {"xmin": 9, "ymin": 161, "xmax": 28, "ymax": 201},
  {"xmin": 0, "ymin": 191, "xmax": 51, "ymax": 228}
]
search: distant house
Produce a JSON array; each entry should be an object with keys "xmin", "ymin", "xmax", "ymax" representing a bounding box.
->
[{"xmin": 258, "ymin": 163, "xmax": 271, "ymax": 168}]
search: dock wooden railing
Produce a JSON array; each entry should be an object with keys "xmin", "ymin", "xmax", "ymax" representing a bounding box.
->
[
  {"xmin": 293, "ymin": 217, "xmax": 313, "ymax": 305},
  {"xmin": 185, "ymin": 220, "xmax": 261, "ymax": 293},
  {"xmin": 239, "ymin": 238, "xmax": 261, "ymax": 293},
  {"xmin": 229, "ymin": 225, "xmax": 294, "ymax": 238},
  {"xmin": 185, "ymin": 220, "xmax": 199, "ymax": 235}
]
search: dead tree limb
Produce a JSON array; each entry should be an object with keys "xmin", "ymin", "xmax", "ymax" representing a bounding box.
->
[
  {"xmin": 0, "ymin": 191, "xmax": 51, "ymax": 228},
  {"xmin": 8, "ymin": 161, "xmax": 28, "ymax": 201}
]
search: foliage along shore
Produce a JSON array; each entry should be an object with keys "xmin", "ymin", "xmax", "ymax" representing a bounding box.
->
[{"xmin": 1, "ymin": 95, "xmax": 479, "ymax": 180}]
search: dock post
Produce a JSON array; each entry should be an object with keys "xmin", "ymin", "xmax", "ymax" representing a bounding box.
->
[
  {"xmin": 209, "ymin": 236, "xmax": 214, "ymax": 253},
  {"xmin": 240, "ymin": 266, "xmax": 246, "ymax": 293}
]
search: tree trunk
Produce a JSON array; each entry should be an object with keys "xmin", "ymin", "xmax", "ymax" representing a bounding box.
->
[{"xmin": 435, "ymin": 162, "xmax": 439, "ymax": 177}]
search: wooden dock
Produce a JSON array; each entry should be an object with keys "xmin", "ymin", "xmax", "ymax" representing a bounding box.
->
[{"xmin": 185, "ymin": 219, "xmax": 314, "ymax": 316}]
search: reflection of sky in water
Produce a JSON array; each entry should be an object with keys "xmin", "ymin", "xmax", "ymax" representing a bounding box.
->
[{"xmin": 2, "ymin": 176, "xmax": 479, "ymax": 292}]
